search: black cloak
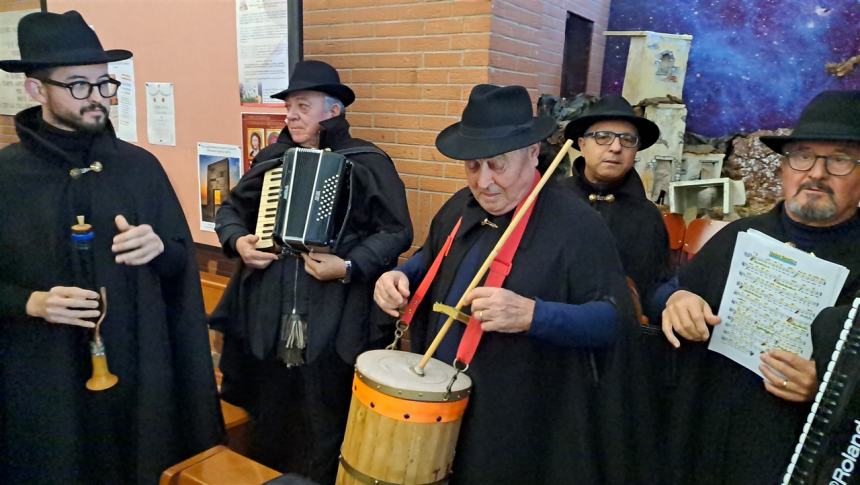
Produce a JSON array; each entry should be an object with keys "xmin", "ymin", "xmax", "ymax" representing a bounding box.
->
[
  {"xmin": 0, "ymin": 107, "xmax": 222, "ymax": 484},
  {"xmin": 667, "ymin": 204, "xmax": 860, "ymax": 484},
  {"xmin": 407, "ymin": 184, "xmax": 634, "ymax": 484}
]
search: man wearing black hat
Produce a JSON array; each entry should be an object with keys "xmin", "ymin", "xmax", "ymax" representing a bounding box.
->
[
  {"xmin": 0, "ymin": 10, "xmax": 221, "ymax": 485},
  {"xmin": 563, "ymin": 95, "xmax": 674, "ymax": 482},
  {"xmin": 659, "ymin": 90, "xmax": 860, "ymax": 483},
  {"xmin": 209, "ymin": 60, "xmax": 411, "ymax": 482},
  {"xmin": 563, "ymin": 95, "xmax": 670, "ymax": 321},
  {"xmin": 374, "ymin": 84, "xmax": 633, "ymax": 483}
]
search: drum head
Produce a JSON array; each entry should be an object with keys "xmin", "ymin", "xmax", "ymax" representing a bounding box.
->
[{"xmin": 355, "ymin": 350, "xmax": 472, "ymax": 400}]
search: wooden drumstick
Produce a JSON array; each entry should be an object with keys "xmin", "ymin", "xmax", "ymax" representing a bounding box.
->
[{"xmin": 416, "ymin": 139, "xmax": 574, "ymax": 373}]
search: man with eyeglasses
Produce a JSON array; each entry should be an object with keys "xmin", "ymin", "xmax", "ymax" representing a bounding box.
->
[
  {"xmin": 0, "ymin": 11, "xmax": 221, "ymax": 484},
  {"xmin": 563, "ymin": 95, "xmax": 670, "ymax": 323},
  {"xmin": 658, "ymin": 90, "xmax": 860, "ymax": 483},
  {"xmin": 560, "ymin": 95, "xmax": 675, "ymax": 482},
  {"xmin": 374, "ymin": 84, "xmax": 634, "ymax": 483}
]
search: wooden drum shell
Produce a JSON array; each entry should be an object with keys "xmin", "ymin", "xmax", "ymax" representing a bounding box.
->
[{"xmin": 337, "ymin": 350, "xmax": 471, "ymax": 485}]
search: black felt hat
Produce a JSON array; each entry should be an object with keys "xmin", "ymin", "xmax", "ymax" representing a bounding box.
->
[
  {"xmin": 760, "ymin": 90, "xmax": 860, "ymax": 154},
  {"xmin": 436, "ymin": 84, "xmax": 555, "ymax": 160},
  {"xmin": 270, "ymin": 60, "xmax": 355, "ymax": 106},
  {"xmin": 563, "ymin": 95, "xmax": 661, "ymax": 150},
  {"xmin": 0, "ymin": 11, "xmax": 132, "ymax": 73}
]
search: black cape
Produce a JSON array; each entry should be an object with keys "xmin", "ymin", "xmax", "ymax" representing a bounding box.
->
[
  {"xmin": 408, "ymin": 184, "xmax": 634, "ymax": 484},
  {"xmin": 563, "ymin": 158, "xmax": 677, "ymax": 482},
  {"xmin": 563, "ymin": 157, "xmax": 671, "ymax": 312},
  {"xmin": 668, "ymin": 204, "xmax": 860, "ymax": 484},
  {"xmin": 0, "ymin": 107, "xmax": 222, "ymax": 484},
  {"xmin": 208, "ymin": 115, "xmax": 411, "ymax": 481}
]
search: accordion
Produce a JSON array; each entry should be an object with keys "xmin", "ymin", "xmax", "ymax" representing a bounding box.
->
[
  {"xmin": 782, "ymin": 296, "xmax": 860, "ymax": 485},
  {"xmin": 255, "ymin": 148, "xmax": 351, "ymax": 254}
]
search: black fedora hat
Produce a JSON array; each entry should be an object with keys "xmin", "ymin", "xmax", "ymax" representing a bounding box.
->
[
  {"xmin": 760, "ymin": 90, "xmax": 860, "ymax": 154},
  {"xmin": 563, "ymin": 95, "xmax": 660, "ymax": 150},
  {"xmin": 270, "ymin": 60, "xmax": 355, "ymax": 107},
  {"xmin": 0, "ymin": 11, "xmax": 131, "ymax": 73},
  {"xmin": 436, "ymin": 84, "xmax": 555, "ymax": 160}
]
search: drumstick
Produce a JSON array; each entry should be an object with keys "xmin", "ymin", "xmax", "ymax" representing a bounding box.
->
[{"xmin": 416, "ymin": 139, "xmax": 573, "ymax": 373}]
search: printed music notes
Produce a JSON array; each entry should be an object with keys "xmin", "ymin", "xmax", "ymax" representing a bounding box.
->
[{"xmin": 709, "ymin": 229, "xmax": 849, "ymax": 377}]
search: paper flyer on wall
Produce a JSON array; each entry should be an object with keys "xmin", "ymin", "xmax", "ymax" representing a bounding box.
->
[
  {"xmin": 709, "ymin": 229, "xmax": 849, "ymax": 377},
  {"xmin": 197, "ymin": 142, "xmax": 242, "ymax": 232},
  {"xmin": 236, "ymin": 0, "xmax": 289, "ymax": 106},
  {"xmin": 108, "ymin": 58, "xmax": 137, "ymax": 142},
  {"xmin": 145, "ymin": 82, "xmax": 176, "ymax": 146},
  {"xmin": 0, "ymin": 9, "xmax": 39, "ymax": 115}
]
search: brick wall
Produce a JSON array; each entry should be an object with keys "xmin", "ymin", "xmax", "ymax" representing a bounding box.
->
[{"xmin": 306, "ymin": 0, "xmax": 610, "ymax": 252}]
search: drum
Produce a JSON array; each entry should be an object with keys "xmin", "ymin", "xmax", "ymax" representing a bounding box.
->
[{"xmin": 337, "ymin": 349, "xmax": 472, "ymax": 484}]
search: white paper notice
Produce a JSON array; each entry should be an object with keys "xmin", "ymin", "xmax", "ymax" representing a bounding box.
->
[
  {"xmin": 145, "ymin": 82, "xmax": 176, "ymax": 146},
  {"xmin": 236, "ymin": 0, "xmax": 289, "ymax": 104},
  {"xmin": 108, "ymin": 58, "xmax": 137, "ymax": 142},
  {"xmin": 0, "ymin": 9, "xmax": 39, "ymax": 115},
  {"xmin": 709, "ymin": 230, "xmax": 849, "ymax": 377},
  {"xmin": 197, "ymin": 142, "xmax": 242, "ymax": 232}
]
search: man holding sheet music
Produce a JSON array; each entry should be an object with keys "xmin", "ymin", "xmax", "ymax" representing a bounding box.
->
[
  {"xmin": 374, "ymin": 84, "xmax": 634, "ymax": 483},
  {"xmin": 659, "ymin": 90, "xmax": 860, "ymax": 483}
]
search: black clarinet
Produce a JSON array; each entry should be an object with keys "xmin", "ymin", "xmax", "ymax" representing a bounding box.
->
[{"xmin": 782, "ymin": 295, "xmax": 860, "ymax": 484}]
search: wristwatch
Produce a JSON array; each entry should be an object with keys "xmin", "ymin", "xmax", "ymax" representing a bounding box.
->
[{"xmin": 339, "ymin": 259, "xmax": 353, "ymax": 284}]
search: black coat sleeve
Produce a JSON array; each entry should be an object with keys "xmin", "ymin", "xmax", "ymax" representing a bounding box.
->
[{"xmin": 341, "ymin": 152, "xmax": 413, "ymax": 282}]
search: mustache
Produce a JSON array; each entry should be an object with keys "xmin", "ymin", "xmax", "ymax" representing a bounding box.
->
[
  {"xmin": 796, "ymin": 181, "xmax": 834, "ymax": 196},
  {"xmin": 80, "ymin": 104, "xmax": 108, "ymax": 116}
]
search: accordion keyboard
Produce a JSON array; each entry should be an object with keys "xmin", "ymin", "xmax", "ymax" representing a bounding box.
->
[{"xmin": 254, "ymin": 166, "xmax": 283, "ymax": 250}]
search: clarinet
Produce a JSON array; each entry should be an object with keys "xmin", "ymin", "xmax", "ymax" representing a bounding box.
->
[{"xmin": 782, "ymin": 295, "xmax": 860, "ymax": 484}]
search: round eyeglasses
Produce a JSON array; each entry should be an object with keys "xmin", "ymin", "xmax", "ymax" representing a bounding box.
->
[
  {"xmin": 581, "ymin": 130, "xmax": 640, "ymax": 148},
  {"xmin": 783, "ymin": 151, "xmax": 859, "ymax": 176},
  {"xmin": 42, "ymin": 78, "xmax": 121, "ymax": 100}
]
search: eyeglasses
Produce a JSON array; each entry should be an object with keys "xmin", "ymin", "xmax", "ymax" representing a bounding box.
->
[
  {"xmin": 464, "ymin": 158, "xmax": 508, "ymax": 174},
  {"xmin": 783, "ymin": 151, "xmax": 859, "ymax": 176},
  {"xmin": 42, "ymin": 78, "xmax": 121, "ymax": 100},
  {"xmin": 581, "ymin": 130, "xmax": 640, "ymax": 148}
]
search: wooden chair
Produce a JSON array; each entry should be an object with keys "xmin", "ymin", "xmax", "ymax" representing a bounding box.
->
[
  {"xmin": 160, "ymin": 445, "xmax": 280, "ymax": 485},
  {"xmin": 662, "ymin": 212, "xmax": 686, "ymax": 251},
  {"xmin": 682, "ymin": 218, "xmax": 730, "ymax": 261}
]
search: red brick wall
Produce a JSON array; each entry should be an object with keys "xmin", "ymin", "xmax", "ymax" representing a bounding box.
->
[
  {"xmin": 306, "ymin": 0, "xmax": 610, "ymax": 252},
  {"xmin": 305, "ymin": 0, "xmax": 493, "ymax": 251}
]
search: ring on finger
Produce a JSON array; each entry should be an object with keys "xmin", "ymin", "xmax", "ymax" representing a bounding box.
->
[
  {"xmin": 781, "ymin": 379, "xmax": 789, "ymax": 389},
  {"xmin": 478, "ymin": 310, "xmax": 484, "ymax": 321}
]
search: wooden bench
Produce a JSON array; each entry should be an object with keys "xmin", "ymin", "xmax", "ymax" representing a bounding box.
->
[
  {"xmin": 160, "ymin": 445, "xmax": 280, "ymax": 485},
  {"xmin": 200, "ymin": 271, "xmax": 252, "ymax": 454}
]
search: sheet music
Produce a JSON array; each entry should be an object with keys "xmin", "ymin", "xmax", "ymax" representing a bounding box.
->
[{"xmin": 709, "ymin": 229, "xmax": 849, "ymax": 377}]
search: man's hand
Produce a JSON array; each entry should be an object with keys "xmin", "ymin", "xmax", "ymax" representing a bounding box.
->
[
  {"xmin": 26, "ymin": 286, "xmax": 99, "ymax": 328},
  {"xmin": 113, "ymin": 214, "xmax": 164, "ymax": 265},
  {"xmin": 760, "ymin": 350, "xmax": 817, "ymax": 402},
  {"xmin": 661, "ymin": 289, "xmax": 721, "ymax": 348},
  {"xmin": 464, "ymin": 287, "xmax": 535, "ymax": 333},
  {"xmin": 235, "ymin": 234, "xmax": 278, "ymax": 269},
  {"xmin": 374, "ymin": 270, "xmax": 411, "ymax": 317},
  {"xmin": 302, "ymin": 252, "xmax": 347, "ymax": 281}
]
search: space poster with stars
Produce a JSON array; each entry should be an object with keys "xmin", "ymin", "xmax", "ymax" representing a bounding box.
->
[{"xmin": 601, "ymin": 0, "xmax": 859, "ymax": 137}]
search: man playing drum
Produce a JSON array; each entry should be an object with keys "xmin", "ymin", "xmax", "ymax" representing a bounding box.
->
[{"xmin": 374, "ymin": 84, "xmax": 634, "ymax": 483}]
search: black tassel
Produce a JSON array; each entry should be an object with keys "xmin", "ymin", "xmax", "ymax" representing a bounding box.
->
[{"xmin": 277, "ymin": 310, "xmax": 307, "ymax": 367}]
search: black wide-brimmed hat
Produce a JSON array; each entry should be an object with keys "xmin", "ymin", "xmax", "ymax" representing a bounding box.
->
[
  {"xmin": 436, "ymin": 84, "xmax": 555, "ymax": 160},
  {"xmin": 271, "ymin": 60, "xmax": 355, "ymax": 106},
  {"xmin": 0, "ymin": 11, "xmax": 132, "ymax": 73},
  {"xmin": 760, "ymin": 90, "xmax": 860, "ymax": 154},
  {"xmin": 564, "ymin": 95, "xmax": 660, "ymax": 150}
]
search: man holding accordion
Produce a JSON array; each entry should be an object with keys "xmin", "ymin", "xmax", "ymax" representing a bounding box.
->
[{"xmin": 210, "ymin": 60, "xmax": 412, "ymax": 483}]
